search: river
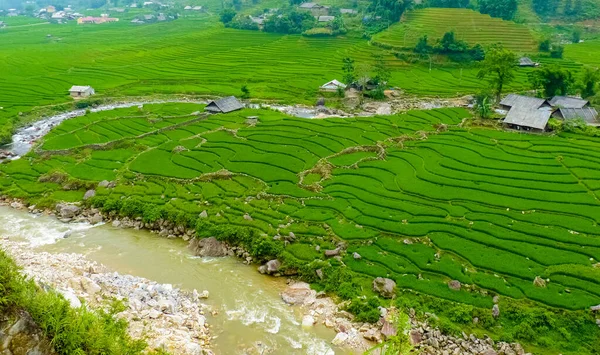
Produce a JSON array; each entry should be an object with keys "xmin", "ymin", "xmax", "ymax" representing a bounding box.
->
[{"xmin": 0, "ymin": 206, "xmax": 349, "ymax": 355}]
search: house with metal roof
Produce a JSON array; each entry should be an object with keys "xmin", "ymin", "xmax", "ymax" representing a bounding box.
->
[
  {"xmin": 519, "ymin": 57, "xmax": 539, "ymax": 67},
  {"xmin": 500, "ymin": 94, "xmax": 553, "ymax": 132},
  {"xmin": 320, "ymin": 79, "xmax": 346, "ymax": 92},
  {"xmin": 318, "ymin": 15, "xmax": 335, "ymax": 22},
  {"xmin": 548, "ymin": 96, "xmax": 589, "ymax": 109},
  {"xmin": 553, "ymin": 107, "xmax": 599, "ymax": 126},
  {"xmin": 299, "ymin": 2, "xmax": 329, "ymax": 16},
  {"xmin": 69, "ymin": 86, "xmax": 95, "ymax": 99},
  {"xmin": 205, "ymin": 96, "xmax": 244, "ymax": 114},
  {"xmin": 340, "ymin": 9, "xmax": 358, "ymax": 14}
]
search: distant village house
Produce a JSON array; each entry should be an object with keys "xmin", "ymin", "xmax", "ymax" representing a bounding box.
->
[
  {"xmin": 320, "ymin": 79, "xmax": 346, "ymax": 92},
  {"xmin": 69, "ymin": 86, "xmax": 95, "ymax": 99},
  {"xmin": 299, "ymin": 2, "xmax": 329, "ymax": 16},
  {"xmin": 519, "ymin": 57, "xmax": 539, "ymax": 67},
  {"xmin": 77, "ymin": 16, "xmax": 119, "ymax": 24},
  {"xmin": 205, "ymin": 96, "xmax": 244, "ymax": 114}
]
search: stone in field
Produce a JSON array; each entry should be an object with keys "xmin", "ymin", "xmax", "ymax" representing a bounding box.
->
[
  {"xmin": 448, "ymin": 280, "xmax": 461, "ymax": 291},
  {"xmin": 373, "ymin": 277, "xmax": 396, "ymax": 298},
  {"xmin": 281, "ymin": 282, "xmax": 316, "ymax": 306}
]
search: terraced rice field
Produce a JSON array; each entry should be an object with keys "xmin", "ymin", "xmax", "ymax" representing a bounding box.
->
[
  {"xmin": 0, "ymin": 16, "xmax": 538, "ymax": 129},
  {"xmin": 2, "ymin": 104, "xmax": 600, "ymax": 317},
  {"xmin": 372, "ymin": 8, "xmax": 538, "ymax": 52}
]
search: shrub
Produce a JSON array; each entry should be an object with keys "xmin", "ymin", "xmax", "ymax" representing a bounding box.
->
[
  {"xmin": 347, "ymin": 297, "xmax": 382, "ymax": 323},
  {"xmin": 550, "ymin": 45, "xmax": 564, "ymax": 59},
  {"xmin": 539, "ymin": 39, "xmax": 551, "ymax": 52}
]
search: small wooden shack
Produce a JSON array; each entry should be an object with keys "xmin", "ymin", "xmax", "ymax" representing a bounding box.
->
[
  {"xmin": 69, "ymin": 85, "xmax": 95, "ymax": 99},
  {"xmin": 205, "ymin": 96, "xmax": 244, "ymax": 114}
]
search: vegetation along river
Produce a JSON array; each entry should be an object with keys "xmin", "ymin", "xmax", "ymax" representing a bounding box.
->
[{"xmin": 0, "ymin": 205, "xmax": 350, "ymax": 355}]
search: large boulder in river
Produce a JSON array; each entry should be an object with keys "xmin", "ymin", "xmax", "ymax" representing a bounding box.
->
[
  {"xmin": 373, "ymin": 277, "xmax": 396, "ymax": 298},
  {"xmin": 281, "ymin": 282, "xmax": 316, "ymax": 306},
  {"xmin": 188, "ymin": 237, "xmax": 228, "ymax": 257},
  {"xmin": 55, "ymin": 203, "xmax": 80, "ymax": 219}
]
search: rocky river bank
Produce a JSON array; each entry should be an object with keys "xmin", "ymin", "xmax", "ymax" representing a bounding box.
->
[{"xmin": 0, "ymin": 237, "xmax": 213, "ymax": 355}]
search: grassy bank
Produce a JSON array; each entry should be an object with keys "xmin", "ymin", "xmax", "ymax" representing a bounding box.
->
[
  {"xmin": 1, "ymin": 103, "xmax": 599, "ymax": 354},
  {"xmin": 0, "ymin": 249, "xmax": 157, "ymax": 355}
]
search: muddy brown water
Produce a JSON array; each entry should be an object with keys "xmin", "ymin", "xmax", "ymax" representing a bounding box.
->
[{"xmin": 0, "ymin": 206, "xmax": 353, "ymax": 355}]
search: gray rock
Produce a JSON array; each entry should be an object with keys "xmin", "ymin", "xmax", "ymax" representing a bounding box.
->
[
  {"xmin": 258, "ymin": 265, "xmax": 268, "ymax": 274},
  {"xmin": 590, "ymin": 304, "xmax": 600, "ymax": 312},
  {"xmin": 324, "ymin": 248, "xmax": 340, "ymax": 257},
  {"xmin": 481, "ymin": 350, "xmax": 497, "ymax": 355},
  {"xmin": 316, "ymin": 268, "xmax": 324, "ymax": 280},
  {"xmin": 59, "ymin": 289, "xmax": 82, "ymax": 308},
  {"xmin": 281, "ymin": 282, "xmax": 316, "ymax": 306},
  {"xmin": 373, "ymin": 277, "xmax": 396, "ymax": 298},
  {"xmin": 89, "ymin": 213, "xmax": 103, "ymax": 225},
  {"xmin": 199, "ymin": 210, "xmax": 208, "ymax": 218},
  {"xmin": 448, "ymin": 280, "xmax": 461, "ymax": 291},
  {"xmin": 492, "ymin": 304, "xmax": 500, "ymax": 318},
  {"xmin": 98, "ymin": 180, "xmax": 110, "ymax": 188},
  {"xmin": 243, "ymin": 213, "xmax": 252, "ymax": 221},
  {"xmin": 83, "ymin": 189, "xmax": 96, "ymax": 200},
  {"xmin": 353, "ymin": 252, "xmax": 361, "ymax": 259},
  {"xmin": 188, "ymin": 237, "xmax": 228, "ymax": 257},
  {"xmin": 331, "ymin": 332, "xmax": 348, "ymax": 345},
  {"xmin": 55, "ymin": 203, "xmax": 80, "ymax": 219},
  {"xmin": 266, "ymin": 259, "xmax": 281, "ymax": 274}
]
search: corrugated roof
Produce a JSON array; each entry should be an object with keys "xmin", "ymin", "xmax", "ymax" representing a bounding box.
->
[
  {"xmin": 321, "ymin": 79, "xmax": 346, "ymax": 89},
  {"xmin": 69, "ymin": 85, "xmax": 92, "ymax": 92},
  {"xmin": 558, "ymin": 107, "xmax": 599, "ymax": 124},
  {"xmin": 500, "ymin": 94, "xmax": 548, "ymax": 109},
  {"xmin": 549, "ymin": 96, "xmax": 588, "ymax": 109},
  {"xmin": 519, "ymin": 57, "xmax": 534, "ymax": 66},
  {"xmin": 205, "ymin": 96, "xmax": 244, "ymax": 113},
  {"xmin": 318, "ymin": 15, "xmax": 334, "ymax": 22},
  {"xmin": 300, "ymin": 2, "xmax": 319, "ymax": 8},
  {"xmin": 504, "ymin": 106, "xmax": 553, "ymax": 130}
]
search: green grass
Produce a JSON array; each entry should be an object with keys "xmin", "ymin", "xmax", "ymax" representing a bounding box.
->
[{"xmin": 372, "ymin": 8, "xmax": 538, "ymax": 53}]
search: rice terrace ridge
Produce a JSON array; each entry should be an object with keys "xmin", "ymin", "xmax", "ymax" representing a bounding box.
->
[{"xmin": 1, "ymin": 0, "xmax": 600, "ymax": 354}]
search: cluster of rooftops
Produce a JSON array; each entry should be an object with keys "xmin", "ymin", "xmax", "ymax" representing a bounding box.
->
[{"xmin": 500, "ymin": 94, "xmax": 599, "ymax": 132}]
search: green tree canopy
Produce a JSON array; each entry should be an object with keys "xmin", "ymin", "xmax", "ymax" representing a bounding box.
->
[
  {"xmin": 530, "ymin": 66, "xmax": 575, "ymax": 97},
  {"xmin": 477, "ymin": 45, "xmax": 517, "ymax": 101},
  {"xmin": 478, "ymin": 0, "xmax": 518, "ymax": 20},
  {"xmin": 580, "ymin": 67, "xmax": 600, "ymax": 98}
]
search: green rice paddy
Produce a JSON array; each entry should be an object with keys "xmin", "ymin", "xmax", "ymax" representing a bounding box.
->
[
  {"xmin": 372, "ymin": 8, "xmax": 539, "ymax": 52},
  {"xmin": 2, "ymin": 104, "xmax": 600, "ymax": 311}
]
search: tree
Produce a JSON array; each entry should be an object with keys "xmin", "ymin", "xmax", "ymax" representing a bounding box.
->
[
  {"xmin": 532, "ymin": 0, "xmax": 560, "ymax": 16},
  {"xmin": 539, "ymin": 39, "xmax": 551, "ymax": 52},
  {"xmin": 478, "ymin": 0, "xmax": 518, "ymax": 20},
  {"xmin": 572, "ymin": 29, "xmax": 581, "ymax": 44},
  {"xmin": 475, "ymin": 95, "xmax": 493, "ymax": 119},
  {"xmin": 373, "ymin": 54, "xmax": 391, "ymax": 85},
  {"xmin": 477, "ymin": 45, "xmax": 517, "ymax": 102},
  {"xmin": 367, "ymin": 0, "xmax": 410, "ymax": 22},
  {"xmin": 564, "ymin": 0, "xmax": 574, "ymax": 16},
  {"xmin": 414, "ymin": 35, "xmax": 432, "ymax": 54},
  {"xmin": 530, "ymin": 66, "xmax": 575, "ymax": 97},
  {"xmin": 220, "ymin": 9, "xmax": 236, "ymax": 24},
  {"xmin": 429, "ymin": 0, "xmax": 469, "ymax": 8},
  {"xmin": 241, "ymin": 85, "xmax": 250, "ymax": 99},
  {"xmin": 342, "ymin": 57, "xmax": 356, "ymax": 87},
  {"xmin": 580, "ymin": 67, "xmax": 600, "ymax": 98},
  {"xmin": 550, "ymin": 45, "xmax": 564, "ymax": 59}
]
